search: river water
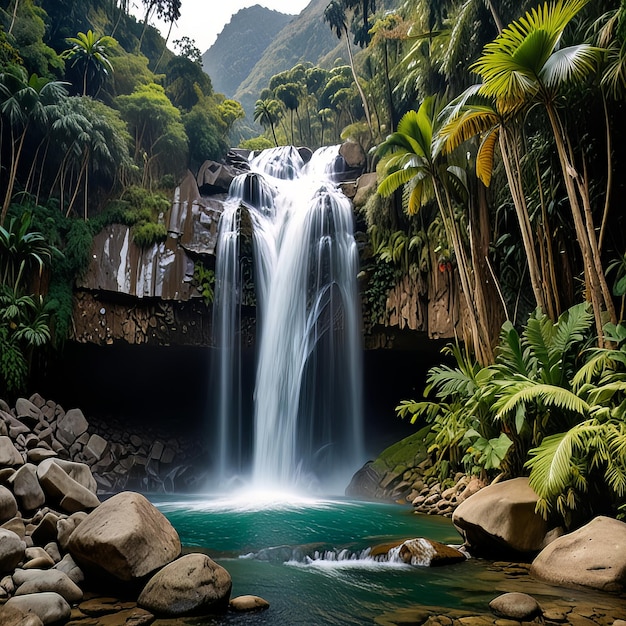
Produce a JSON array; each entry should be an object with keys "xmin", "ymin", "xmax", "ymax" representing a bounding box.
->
[{"xmin": 147, "ymin": 494, "xmax": 625, "ymax": 626}]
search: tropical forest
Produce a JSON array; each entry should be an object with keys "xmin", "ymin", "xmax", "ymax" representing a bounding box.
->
[{"xmin": 0, "ymin": 0, "xmax": 626, "ymax": 624}]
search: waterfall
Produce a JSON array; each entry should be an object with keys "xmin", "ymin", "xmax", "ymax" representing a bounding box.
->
[{"xmin": 212, "ymin": 145, "xmax": 364, "ymax": 489}]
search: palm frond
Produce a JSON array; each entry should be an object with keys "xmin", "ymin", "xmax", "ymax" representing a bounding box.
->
[
  {"xmin": 494, "ymin": 381, "xmax": 590, "ymax": 421},
  {"xmin": 475, "ymin": 126, "xmax": 500, "ymax": 187}
]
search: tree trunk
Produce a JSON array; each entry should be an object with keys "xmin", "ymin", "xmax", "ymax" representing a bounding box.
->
[{"xmin": 343, "ymin": 26, "xmax": 373, "ymax": 139}]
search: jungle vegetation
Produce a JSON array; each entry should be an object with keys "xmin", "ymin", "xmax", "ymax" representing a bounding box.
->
[
  {"xmin": 1, "ymin": 0, "xmax": 626, "ymax": 526},
  {"xmin": 247, "ymin": 0, "xmax": 626, "ymax": 525},
  {"xmin": 0, "ymin": 0, "xmax": 243, "ymax": 392}
]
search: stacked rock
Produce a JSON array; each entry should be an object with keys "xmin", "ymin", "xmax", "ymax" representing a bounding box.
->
[
  {"xmin": 0, "ymin": 394, "xmax": 236, "ymax": 624},
  {"xmin": 0, "ymin": 394, "xmax": 201, "ymax": 495}
]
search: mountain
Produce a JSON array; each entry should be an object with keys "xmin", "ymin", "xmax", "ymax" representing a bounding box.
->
[
  {"xmin": 201, "ymin": 5, "xmax": 293, "ymax": 98},
  {"xmin": 233, "ymin": 0, "xmax": 345, "ymax": 114}
]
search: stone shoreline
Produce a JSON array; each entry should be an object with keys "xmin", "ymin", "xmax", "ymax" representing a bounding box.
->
[{"xmin": 1, "ymin": 394, "xmax": 625, "ymax": 625}]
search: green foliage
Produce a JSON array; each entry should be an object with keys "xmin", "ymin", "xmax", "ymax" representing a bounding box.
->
[
  {"xmin": 397, "ymin": 303, "xmax": 626, "ymax": 524},
  {"xmin": 239, "ymin": 136, "xmax": 273, "ymax": 151},
  {"xmin": 132, "ymin": 222, "xmax": 167, "ymax": 248},
  {"xmin": 193, "ymin": 263, "xmax": 215, "ymax": 305}
]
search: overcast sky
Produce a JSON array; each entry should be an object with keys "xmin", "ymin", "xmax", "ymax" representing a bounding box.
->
[{"xmin": 131, "ymin": 0, "xmax": 312, "ymax": 53}]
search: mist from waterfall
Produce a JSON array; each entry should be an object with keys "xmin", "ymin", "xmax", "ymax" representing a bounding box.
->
[{"xmin": 212, "ymin": 145, "xmax": 364, "ymax": 489}]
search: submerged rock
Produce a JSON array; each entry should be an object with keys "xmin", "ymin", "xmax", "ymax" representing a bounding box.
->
[
  {"xmin": 230, "ymin": 595, "xmax": 270, "ymax": 612},
  {"xmin": 138, "ymin": 553, "xmax": 231, "ymax": 616}
]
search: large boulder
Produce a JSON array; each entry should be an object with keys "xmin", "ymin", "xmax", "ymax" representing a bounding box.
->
[
  {"xmin": 138, "ymin": 553, "xmax": 231, "ymax": 616},
  {"xmin": 452, "ymin": 478, "xmax": 550, "ymax": 556},
  {"xmin": 66, "ymin": 491, "xmax": 181, "ymax": 583},
  {"xmin": 5, "ymin": 592, "xmax": 71, "ymax": 625},
  {"xmin": 530, "ymin": 516, "xmax": 626, "ymax": 592}
]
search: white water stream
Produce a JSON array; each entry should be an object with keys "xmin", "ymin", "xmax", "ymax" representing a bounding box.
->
[{"xmin": 212, "ymin": 146, "xmax": 364, "ymax": 489}]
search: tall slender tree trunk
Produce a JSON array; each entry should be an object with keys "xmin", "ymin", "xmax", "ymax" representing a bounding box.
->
[
  {"xmin": 544, "ymin": 103, "xmax": 617, "ymax": 339},
  {"xmin": 343, "ymin": 26, "xmax": 373, "ymax": 138},
  {"xmin": 498, "ymin": 127, "xmax": 549, "ymax": 314}
]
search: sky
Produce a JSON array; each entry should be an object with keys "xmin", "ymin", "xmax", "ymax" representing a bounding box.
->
[{"xmin": 131, "ymin": 0, "xmax": 312, "ymax": 54}]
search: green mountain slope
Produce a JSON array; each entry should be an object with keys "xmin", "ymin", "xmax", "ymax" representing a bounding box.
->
[
  {"xmin": 233, "ymin": 0, "xmax": 347, "ymax": 115},
  {"xmin": 201, "ymin": 5, "xmax": 293, "ymax": 98}
]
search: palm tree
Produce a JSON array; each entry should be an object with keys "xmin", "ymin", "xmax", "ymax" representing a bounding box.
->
[
  {"xmin": 0, "ymin": 66, "xmax": 67, "ymax": 225},
  {"xmin": 62, "ymin": 30, "xmax": 115, "ymax": 97},
  {"xmin": 472, "ymin": 0, "xmax": 616, "ymax": 338},
  {"xmin": 324, "ymin": 0, "xmax": 373, "ymax": 137},
  {"xmin": 376, "ymin": 98, "xmax": 495, "ymax": 364},
  {"xmin": 254, "ymin": 99, "xmax": 281, "ymax": 146},
  {"xmin": 439, "ymin": 87, "xmax": 559, "ymax": 320}
]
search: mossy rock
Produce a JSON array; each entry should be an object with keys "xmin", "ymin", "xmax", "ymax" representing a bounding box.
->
[{"xmin": 372, "ymin": 426, "xmax": 430, "ymax": 474}]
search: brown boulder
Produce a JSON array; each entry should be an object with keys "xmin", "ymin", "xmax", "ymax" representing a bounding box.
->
[
  {"xmin": 67, "ymin": 491, "xmax": 181, "ymax": 583},
  {"xmin": 397, "ymin": 538, "xmax": 466, "ymax": 566},
  {"xmin": 138, "ymin": 553, "xmax": 231, "ymax": 616},
  {"xmin": 489, "ymin": 592, "xmax": 542, "ymax": 620},
  {"xmin": 452, "ymin": 478, "xmax": 550, "ymax": 555},
  {"xmin": 530, "ymin": 516, "xmax": 626, "ymax": 592}
]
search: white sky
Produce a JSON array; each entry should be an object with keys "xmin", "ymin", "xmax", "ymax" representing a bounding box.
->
[{"xmin": 131, "ymin": 0, "xmax": 312, "ymax": 53}]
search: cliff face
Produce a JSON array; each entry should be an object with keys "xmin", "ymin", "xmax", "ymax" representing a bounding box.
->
[{"xmin": 72, "ymin": 151, "xmax": 461, "ymax": 350}]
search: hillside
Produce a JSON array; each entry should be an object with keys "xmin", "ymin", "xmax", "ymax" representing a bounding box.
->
[
  {"xmin": 201, "ymin": 5, "xmax": 293, "ymax": 98},
  {"xmin": 233, "ymin": 0, "xmax": 346, "ymax": 115}
]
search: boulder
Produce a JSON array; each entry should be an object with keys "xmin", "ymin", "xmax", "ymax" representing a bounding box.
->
[
  {"xmin": 67, "ymin": 491, "xmax": 181, "ymax": 583},
  {"xmin": 42, "ymin": 458, "xmax": 97, "ymax": 493},
  {"xmin": 345, "ymin": 461, "xmax": 384, "ymax": 500},
  {"xmin": 531, "ymin": 516, "xmax": 626, "ymax": 592},
  {"xmin": 15, "ymin": 399, "xmax": 41, "ymax": 428},
  {"xmin": 14, "ymin": 569, "xmax": 83, "ymax": 603},
  {"xmin": 397, "ymin": 538, "xmax": 466, "ymax": 566},
  {"xmin": 489, "ymin": 592, "xmax": 542, "ymax": 620},
  {"xmin": 0, "ymin": 485, "xmax": 19, "ymax": 522},
  {"xmin": 84, "ymin": 434, "xmax": 109, "ymax": 463},
  {"xmin": 452, "ymin": 478, "xmax": 550, "ymax": 555},
  {"xmin": 0, "ymin": 437, "xmax": 24, "ymax": 467},
  {"xmin": 23, "ymin": 547, "xmax": 54, "ymax": 569},
  {"xmin": 229, "ymin": 595, "xmax": 270, "ymax": 612},
  {"xmin": 9, "ymin": 464, "xmax": 45, "ymax": 512},
  {"xmin": 339, "ymin": 141, "xmax": 366, "ymax": 169},
  {"xmin": 352, "ymin": 172, "xmax": 378, "ymax": 208},
  {"xmin": 5, "ymin": 592, "xmax": 71, "ymax": 625},
  {"xmin": 55, "ymin": 409, "xmax": 88, "ymax": 447},
  {"xmin": 0, "ymin": 604, "xmax": 44, "ymax": 626},
  {"xmin": 0, "ymin": 528, "xmax": 25, "ymax": 572},
  {"xmin": 56, "ymin": 512, "xmax": 87, "ymax": 550},
  {"xmin": 36, "ymin": 460, "xmax": 100, "ymax": 513},
  {"xmin": 53, "ymin": 554, "xmax": 84, "ymax": 585},
  {"xmin": 30, "ymin": 513, "xmax": 60, "ymax": 546},
  {"xmin": 138, "ymin": 553, "xmax": 231, "ymax": 616}
]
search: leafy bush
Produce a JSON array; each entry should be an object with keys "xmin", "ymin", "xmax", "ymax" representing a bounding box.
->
[
  {"xmin": 397, "ymin": 304, "xmax": 626, "ymax": 525},
  {"xmin": 133, "ymin": 222, "xmax": 167, "ymax": 248}
]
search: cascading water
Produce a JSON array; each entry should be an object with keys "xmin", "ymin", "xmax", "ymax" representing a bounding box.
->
[{"xmin": 212, "ymin": 145, "xmax": 364, "ymax": 489}]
